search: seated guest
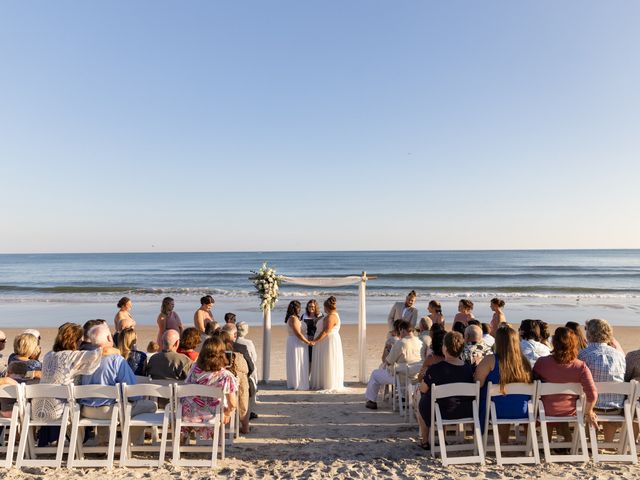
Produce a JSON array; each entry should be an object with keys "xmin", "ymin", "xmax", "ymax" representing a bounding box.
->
[
  {"xmin": 519, "ymin": 319, "xmax": 551, "ymax": 367},
  {"xmin": 177, "ymin": 327, "xmax": 201, "ymax": 362},
  {"xmin": 453, "ymin": 299, "xmax": 474, "ymax": 326},
  {"xmin": 215, "ymin": 330, "xmax": 250, "ymax": 434},
  {"xmin": 418, "ymin": 329, "xmax": 446, "ymax": 379},
  {"xmin": 224, "ymin": 312, "xmax": 237, "ymax": 325},
  {"xmin": 236, "ymin": 321, "xmax": 258, "ymax": 419},
  {"xmin": 222, "ymin": 323, "xmax": 255, "ymax": 377},
  {"xmin": 475, "ymin": 326, "xmax": 533, "ymax": 437},
  {"xmin": 578, "ymin": 318, "xmax": 625, "ymax": 443},
  {"xmin": 147, "ymin": 329, "xmax": 192, "ymax": 380},
  {"xmin": 181, "ymin": 337, "xmax": 238, "ymax": 441},
  {"xmin": 205, "ymin": 321, "xmax": 220, "ymax": 335},
  {"xmin": 461, "ymin": 325, "xmax": 493, "ymax": 368},
  {"xmin": 481, "ymin": 323, "xmax": 495, "ymax": 348},
  {"xmin": 417, "ymin": 315, "xmax": 432, "ymax": 350},
  {"xmin": 383, "ymin": 319, "xmax": 403, "ymax": 362},
  {"xmin": 118, "ymin": 327, "xmax": 147, "ymax": 376},
  {"xmin": 80, "ymin": 319, "xmax": 108, "ymax": 350},
  {"xmin": 8, "ymin": 328, "xmax": 42, "ymax": 364},
  {"xmin": 452, "ymin": 321, "xmax": 466, "ymax": 336},
  {"xmin": 365, "ymin": 320, "xmax": 422, "ymax": 410},
  {"xmin": 565, "ymin": 322, "xmax": 588, "ymax": 350},
  {"xmin": 7, "ymin": 333, "xmax": 42, "ymax": 383},
  {"xmin": 417, "ymin": 331, "xmax": 474, "ymax": 450},
  {"xmin": 79, "ymin": 324, "xmax": 154, "ymax": 445},
  {"xmin": 0, "ymin": 330, "xmax": 8, "ymax": 376},
  {"xmin": 538, "ymin": 320, "xmax": 552, "ymax": 349},
  {"xmin": 533, "ymin": 327, "xmax": 598, "ymax": 442},
  {"xmin": 146, "ymin": 341, "xmax": 161, "ymax": 359}
]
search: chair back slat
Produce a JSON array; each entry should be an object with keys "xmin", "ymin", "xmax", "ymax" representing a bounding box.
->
[
  {"xmin": 122, "ymin": 383, "xmax": 172, "ymax": 400},
  {"xmin": 593, "ymin": 381, "xmax": 634, "ymax": 396},
  {"xmin": 174, "ymin": 384, "xmax": 224, "ymax": 400},
  {"xmin": 488, "ymin": 382, "xmax": 536, "ymax": 397},
  {"xmin": 72, "ymin": 384, "xmax": 120, "ymax": 400},
  {"xmin": 0, "ymin": 384, "xmax": 20, "ymax": 399},
  {"xmin": 537, "ymin": 382, "xmax": 583, "ymax": 396},
  {"xmin": 24, "ymin": 383, "xmax": 70, "ymax": 400},
  {"xmin": 432, "ymin": 381, "xmax": 479, "ymax": 399}
]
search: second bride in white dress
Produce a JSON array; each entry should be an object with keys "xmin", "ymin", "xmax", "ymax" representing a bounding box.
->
[
  {"xmin": 310, "ymin": 296, "xmax": 344, "ymax": 391},
  {"xmin": 285, "ymin": 301, "xmax": 313, "ymax": 390}
]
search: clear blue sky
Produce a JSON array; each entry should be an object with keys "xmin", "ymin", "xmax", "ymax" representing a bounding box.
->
[{"xmin": 1, "ymin": 1, "xmax": 639, "ymax": 253}]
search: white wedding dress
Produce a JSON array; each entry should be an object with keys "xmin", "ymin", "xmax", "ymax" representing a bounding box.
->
[
  {"xmin": 310, "ymin": 313, "xmax": 344, "ymax": 391},
  {"xmin": 285, "ymin": 318, "xmax": 309, "ymax": 390}
]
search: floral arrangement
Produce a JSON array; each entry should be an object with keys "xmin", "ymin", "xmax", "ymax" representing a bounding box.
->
[{"xmin": 250, "ymin": 262, "xmax": 283, "ymax": 311}]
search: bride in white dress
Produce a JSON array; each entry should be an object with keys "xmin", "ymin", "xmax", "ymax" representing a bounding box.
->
[
  {"xmin": 310, "ymin": 296, "xmax": 344, "ymax": 391},
  {"xmin": 285, "ymin": 301, "xmax": 313, "ymax": 390}
]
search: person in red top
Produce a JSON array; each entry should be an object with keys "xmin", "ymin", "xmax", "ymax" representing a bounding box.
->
[
  {"xmin": 533, "ymin": 327, "xmax": 599, "ymax": 442},
  {"xmin": 177, "ymin": 327, "xmax": 200, "ymax": 362}
]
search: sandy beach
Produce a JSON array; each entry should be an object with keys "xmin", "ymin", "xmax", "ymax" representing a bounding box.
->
[{"xmin": 1, "ymin": 323, "xmax": 640, "ymax": 478}]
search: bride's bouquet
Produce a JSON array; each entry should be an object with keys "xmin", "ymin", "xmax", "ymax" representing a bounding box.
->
[{"xmin": 250, "ymin": 262, "xmax": 283, "ymax": 311}]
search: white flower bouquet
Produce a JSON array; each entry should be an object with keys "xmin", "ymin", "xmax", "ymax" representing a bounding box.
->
[{"xmin": 250, "ymin": 262, "xmax": 283, "ymax": 311}]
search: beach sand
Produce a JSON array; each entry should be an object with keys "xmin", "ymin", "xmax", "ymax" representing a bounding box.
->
[{"xmin": 3, "ymin": 323, "xmax": 640, "ymax": 479}]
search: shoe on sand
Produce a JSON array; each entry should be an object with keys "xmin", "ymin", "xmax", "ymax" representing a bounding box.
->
[{"xmin": 365, "ymin": 400, "xmax": 378, "ymax": 410}]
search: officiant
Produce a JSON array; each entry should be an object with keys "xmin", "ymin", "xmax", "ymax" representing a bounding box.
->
[{"xmin": 387, "ymin": 290, "xmax": 418, "ymax": 330}]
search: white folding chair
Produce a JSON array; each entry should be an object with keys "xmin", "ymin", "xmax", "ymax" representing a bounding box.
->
[
  {"xmin": 17, "ymin": 384, "xmax": 72, "ymax": 468},
  {"xmin": 67, "ymin": 384, "xmax": 121, "ymax": 469},
  {"xmin": 589, "ymin": 381, "xmax": 637, "ymax": 464},
  {"xmin": 483, "ymin": 381, "xmax": 540, "ymax": 465},
  {"xmin": 430, "ymin": 381, "xmax": 485, "ymax": 465},
  {"xmin": 172, "ymin": 384, "xmax": 223, "ymax": 467},
  {"xmin": 120, "ymin": 383, "xmax": 173, "ymax": 467},
  {"xmin": 394, "ymin": 363, "xmax": 408, "ymax": 417},
  {"xmin": 537, "ymin": 382, "xmax": 589, "ymax": 463},
  {"xmin": 0, "ymin": 383, "xmax": 23, "ymax": 468}
]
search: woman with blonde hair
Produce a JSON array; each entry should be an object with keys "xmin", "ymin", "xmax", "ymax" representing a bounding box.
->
[
  {"xmin": 475, "ymin": 326, "xmax": 533, "ymax": 438},
  {"xmin": 118, "ymin": 327, "xmax": 147, "ymax": 376},
  {"xmin": 7, "ymin": 333, "xmax": 42, "ymax": 383}
]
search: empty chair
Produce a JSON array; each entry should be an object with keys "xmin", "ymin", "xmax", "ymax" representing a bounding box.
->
[
  {"xmin": 0, "ymin": 383, "xmax": 22, "ymax": 468},
  {"xmin": 173, "ymin": 384, "xmax": 224, "ymax": 467}
]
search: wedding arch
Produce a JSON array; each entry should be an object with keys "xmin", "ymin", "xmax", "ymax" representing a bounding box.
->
[{"xmin": 256, "ymin": 271, "xmax": 372, "ymax": 384}]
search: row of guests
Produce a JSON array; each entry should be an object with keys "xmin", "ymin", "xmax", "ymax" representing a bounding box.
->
[
  {"xmin": 0, "ymin": 320, "xmax": 259, "ymax": 439},
  {"xmin": 387, "ymin": 291, "xmax": 508, "ymax": 337}
]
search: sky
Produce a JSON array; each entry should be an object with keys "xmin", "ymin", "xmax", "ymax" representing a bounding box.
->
[{"xmin": 1, "ymin": 1, "xmax": 639, "ymax": 253}]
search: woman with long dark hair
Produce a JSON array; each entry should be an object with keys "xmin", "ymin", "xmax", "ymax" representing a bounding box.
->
[{"xmin": 285, "ymin": 300, "xmax": 313, "ymax": 390}]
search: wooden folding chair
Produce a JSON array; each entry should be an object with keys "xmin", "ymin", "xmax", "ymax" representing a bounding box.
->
[
  {"xmin": 430, "ymin": 381, "xmax": 485, "ymax": 465},
  {"xmin": 483, "ymin": 381, "xmax": 540, "ymax": 465},
  {"xmin": 120, "ymin": 383, "xmax": 173, "ymax": 467},
  {"xmin": 0, "ymin": 383, "xmax": 23, "ymax": 468},
  {"xmin": 17, "ymin": 384, "xmax": 72, "ymax": 468},
  {"xmin": 67, "ymin": 384, "xmax": 121, "ymax": 469},
  {"xmin": 589, "ymin": 381, "xmax": 637, "ymax": 464},
  {"xmin": 537, "ymin": 382, "xmax": 589, "ymax": 463},
  {"xmin": 172, "ymin": 384, "xmax": 223, "ymax": 467}
]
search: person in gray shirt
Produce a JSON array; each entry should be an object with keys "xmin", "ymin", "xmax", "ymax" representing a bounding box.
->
[{"xmin": 147, "ymin": 329, "xmax": 192, "ymax": 380}]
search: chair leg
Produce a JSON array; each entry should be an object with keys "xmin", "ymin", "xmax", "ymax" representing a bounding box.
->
[
  {"xmin": 172, "ymin": 419, "xmax": 181, "ymax": 464},
  {"xmin": 67, "ymin": 413, "xmax": 80, "ymax": 468},
  {"xmin": 119, "ymin": 420, "xmax": 130, "ymax": 465},
  {"xmin": 16, "ymin": 419, "xmax": 30, "ymax": 467},
  {"xmin": 212, "ymin": 420, "xmax": 220, "ymax": 467}
]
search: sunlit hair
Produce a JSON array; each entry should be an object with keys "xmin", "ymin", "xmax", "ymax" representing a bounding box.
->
[
  {"xmin": 14, "ymin": 333, "xmax": 39, "ymax": 358},
  {"xmin": 117, "ymin": 297, "xmax": 131, "ymax": 309},
  {"xmin": 490, "ymin": 297, "xmax": 506, "ymax": 308},
  {"xmin": 565, "ymin": 321, "xmax": 588, "ymax": 350},
  {"xmin": 444, "ymin": 331, "xmax": 465, "ymax": 358},
  {"xmin": 161, "ymin": 297, "xmax": 174, "ymax": 316},
  {"xmin": 180, "ymin": 327, "xmax": 201, "ymax": 350},
  {"xmin": 146, "ymin": 341, "xmax": 160, "ymax": 353},
  {"xmin": 285, "ymin": 301, "xmax": 301, "ymax": 323},
  {"xmin": 428, "ymin": 300, "xmax": 442, "ymax": 314},
  {"xmin": 53, "ymin": 323, "xmax": 83, "ymax": 352},
  {"xmin": 552, "ymin": 327, "xmax": 578, "ymax": 364},
  {"xmin": 585, "ymin": 318, "xmax": 613, "ymax": 344},
  {"xmin": 324, "ymin": 296, "xmax": 337, "ymax": 311},
  {"xmin": 118, "ymin": 327, "xmax": 137, "ymax": 360},
  {"xmin": 306, "ymin": 299, "xmax": 320, "ymax": 316},
  {"xmin": 197, "ymin": 337, "xmax": 227, "ymax": 372},
  {"xmin": 494, "ymin": 326, "xmax": 532, "ymax": 394},
  {"xmin": 459, "ymin": 299, "xmax": 474, "ymax": 310}
]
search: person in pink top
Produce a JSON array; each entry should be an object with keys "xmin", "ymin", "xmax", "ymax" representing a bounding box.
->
[
  {"xmin": 533, "ymin": 327, "xmax": 599, "ymax": 442},
  {"xmin": 156, "ymin": 297, "xmax": 183, "ymax": 344}
]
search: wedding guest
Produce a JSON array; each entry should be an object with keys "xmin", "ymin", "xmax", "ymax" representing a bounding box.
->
[
  {"xmin": 224, "ymin": 313, "xmax": 237, "ymax": 325},
  {"xmin": 579, "ymin": 318, "xmax": 625, "ymax": 442},
  {"xmin": 7, "ymin": 333, "xmax": 42, "ymax": 383},
  {"xmin": 236, "ymin": 321, "xmax": 258, "ymax": 419},
  {"xmin": 8, "ymin": 328, "xmax": 43, "ymax": 364},
  {"xmin": 519, "ymin": 319, "xmax": 551, "ymax": 367},
  {"xmin": 481, "ymin": 323, "xmax": 495, "ymax": 348},
  {"xmin": 80, "ymin": 319, "xmax": 108, "ymax": 350},
  {"xmin": 461, "ymin": 325, "xmax": 492, "ymax": 368},
  {"xmin": 417, "ymin": 332, "xmax": 474, "ymax": 450},
  {"xmin": 194, "ymin": 295, "xmax": 215, "ymax": 334},
  {"xmin": 489, "ymin": 298, "xmax": 506, "ymax": 336},
  {"xmin": 417, "ymin": 315, "xmax": 432, "ymax": 352},
  {"xmin": 205, "ymin": 321, "xmax": 221, "ymax": 336},
  {"xmin": 452, "ymin": 321, "xmax": 466, "ymax": 336},
  {"xmin": 285, "ymin": 301, "xmax": 312, "ymax": 390},
  {"xmin": 181, "ymin": 337, "xmax": 238, "ymax": 439},
  {"xmin": 625, "ymin": 346, "xmax": 640, "ymax": 382},
  {"xmin": 146, "ymin": 341, "xmax": 160, "ymax": 359},
  {"xmin": 365, "ymin": 320, "xmax": 422, "ymax": 410},
  {"xmin": 215, "ymin": 330, "xmax": 250, "ymax": 433},
  {"xmin": 114, "ymin": 297, "xmax": 136, "ymax": 346},
  {"xmin": 177, "ymin": 327, "xmax": 201, "ymax": 362},
  {"xmin": 382, "ymin": 319, "xmax": 404, "ymax": 363},
  {"xmin": 565, "ymin": 322, "xmax": 588, "ymax": 350},
  {"xmin": 453, "ymin": 299, "xmax": 474, "ymax": 326},
  {"xmin": 118, "ymin": 327, "xmax": 148, "ymax": 376},
  {"xmin": 417, "ymin": 328, "xmax": 446, "ymax": 381},
  {"xmin": 156, "ymin": 297, "xmax": 183, "ymax": 345},
  {"xmin": 0, "ymin": 330, "xmax": 8, "ymax": 375},
  {"xmin": 533, "ymin": 327, "xmax": 599, "ymax": 442},
  {"xmin": 475, "ymin": 326, "xmax": 533, "ymax": 437},
  {"xmin": 147, "ymin": 329, "xmax": 192, "ymax": 381},
  {"xmin": 538, "ymin": 320, "xmax": 552, "ymax": 349},
  {"xmin": 421, "ymin": 300, "xmax": 445, "ymax": 330},
  {"xmin": 222, "ymin": 323, "xmax": 255, "ymax": 378},
  {"xmin": 300, "ymin": 299, "xmax": 323, "ymax": 362},
  {"xmin": 387, "ymin": 290, "xmax": 419, "ymax": 330}
]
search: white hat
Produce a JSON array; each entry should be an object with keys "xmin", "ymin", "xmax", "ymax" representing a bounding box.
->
[{"xmin": 24, "ymin": 329, "xmax": 41, "ymax": 341}]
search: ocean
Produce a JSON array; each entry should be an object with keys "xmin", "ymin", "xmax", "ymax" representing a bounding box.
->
[{"xmin": 1, "ymin": 250, "xmax": 639, "ymax": 328}]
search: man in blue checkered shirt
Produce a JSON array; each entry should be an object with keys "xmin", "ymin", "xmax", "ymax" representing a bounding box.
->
[{"xmin": 578, "ymin": 318, "xmax": 626, "ymax": 443}]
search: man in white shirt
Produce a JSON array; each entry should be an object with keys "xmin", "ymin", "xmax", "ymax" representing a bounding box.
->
[
  {"xmin": 365, "ymin": 320, "xmax": 423, "ymax": 410},
  {"xmin": 387, "ymin": 290, "xmax": 419, "ymax": 330}
]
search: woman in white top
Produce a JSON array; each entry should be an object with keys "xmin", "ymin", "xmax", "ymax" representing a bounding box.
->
[
  {"xmin": 518, "ymin": 319, "xmax": 551, "ymax": 367},
  {"xmin": 310, "ymin": 296, "xmax": 344, "ymax": 391},
  {"xmin": 285, "ymin": 301, "xmax": 313, "ymax": 390}
]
